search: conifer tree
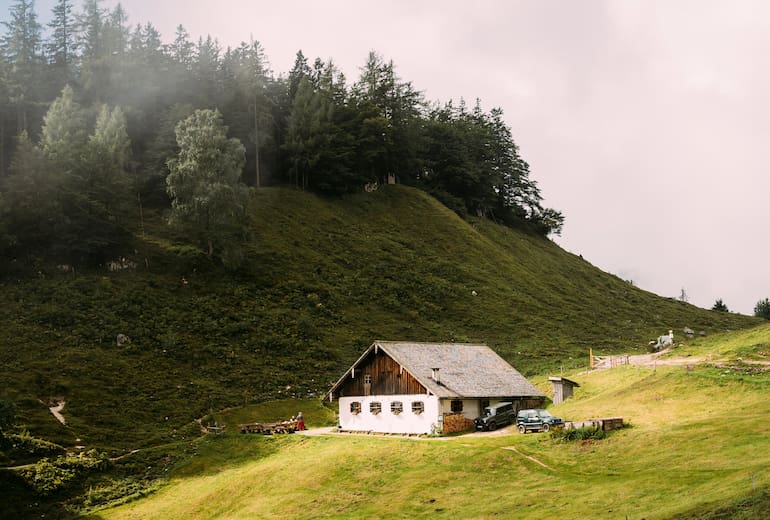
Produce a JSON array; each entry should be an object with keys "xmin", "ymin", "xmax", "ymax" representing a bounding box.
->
[
  {"xmin": 40, "ymin": 84, "xmax": 86, "ymax": 169},
  {"xmin": 45, "ymin": 0, "xmax": 75, "ymax": 88},
  {"xmin": 1, "ymin": 0, "xmax": 42, "ymax": 133},
  {"xmin": 0, "ymin": 130, "xmax": 57, "ymax": 253},
  {"xmin": 754, "ymin": 298, "xmax": 770, "ymax": 320},
  {"xmin": 712, "ymin": 299, "xmax": 729, "ymax": 312}
]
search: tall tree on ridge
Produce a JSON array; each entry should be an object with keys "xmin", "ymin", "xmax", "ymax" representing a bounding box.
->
[
  {"xmin": 1, "ymin": 0, "xmax": 42, "ymax": 134},
  {"xmin": 754, "ymin": 298, "xmax": 770, "ymax": 320},
  {"xmin": 77, "ymin": 0, "xmax": 114, "ymax": 101},
  {"xmin": 45, "ymin": 0, "xmax": 75, "ymax": 91},
  {"xmin": 287, "ymin": 50, "xmax": 311, "ymax": 104}
]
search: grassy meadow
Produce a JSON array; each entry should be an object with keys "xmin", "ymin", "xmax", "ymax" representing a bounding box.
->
[
  {"xmin": 94, "ymin": 325, "xmax": 770, "ymax": 519},
  {"xmin": 0, "ymin": 185, "xmax": 762, "ymax": 516}
]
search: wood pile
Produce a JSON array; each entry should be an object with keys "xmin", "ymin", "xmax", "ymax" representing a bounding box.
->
[
  {"xmin": 564, "ymin": 417, "xmax": 624, "ymax": 432},
  {"xmin": 239, "ymin": 420, "xmax": 297, "ymax": 434},
  {"xmin": 442, "ymin": 413, "xmax": 475, "ymax": 434}
]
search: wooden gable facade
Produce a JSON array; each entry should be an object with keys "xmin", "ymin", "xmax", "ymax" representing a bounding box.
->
[{"xmin": 332, "ymin": 347, "xmax": 425, "ymax": 399}]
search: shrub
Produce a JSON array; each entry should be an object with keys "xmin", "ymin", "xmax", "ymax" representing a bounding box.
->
[
  {"xmin": 6, "ymin": 432, "xmax": 65, "ymax": 457},
  {"xmin": 550, "ymin": 426, "xmax": 607, "ymax": 442},
  {"xmin": 19, "ymin": 450, "xmax": 110, "ymax": 496}
]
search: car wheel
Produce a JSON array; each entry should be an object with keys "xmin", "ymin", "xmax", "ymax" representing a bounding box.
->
[
  {"xmin": 518, "ymin": 425, "xmax": 526, "ymax": 434},
  {"xmin": 488, "ymin": 422, "xmax": 497, "ymax": 431},
  {"xmin": 542, "ymin": 424, "xmax": 550, "ymax": 432}
]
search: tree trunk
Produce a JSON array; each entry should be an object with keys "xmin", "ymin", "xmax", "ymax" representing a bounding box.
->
[
  {"xmin": 0, "ymin": 117, "xmax": 4, "ymax": 178},
  {"xmin": 254, "ymin": 93, "xmax": 260, "ymax": 188}
]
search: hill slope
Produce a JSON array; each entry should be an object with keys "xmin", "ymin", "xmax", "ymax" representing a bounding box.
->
[
  {"xmin": 0, "ymin": 185, "xmax": 757, "ymax": 450},
  {"xmin": 101, "ymin": 324, "xmax": 770, "ymax": 519}
]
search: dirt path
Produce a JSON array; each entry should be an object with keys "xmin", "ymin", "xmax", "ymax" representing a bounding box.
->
[
  {"xmin": 502, "ymin": 445, "xmax": 556, "ymax": 471},
  {"xmin": 618, "ymin": 348, "xmax": 704, "ymax": 367},
  {"xmin": 298, "ymin": 423, "xmax": 520, "ymax": 439},
  {"xmin": 49, "ymin": 400, "xmax": 66, "ymax": 425}
]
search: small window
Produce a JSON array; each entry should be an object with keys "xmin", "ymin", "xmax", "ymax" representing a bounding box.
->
[
  {"xmin": 391, "ymin": 401, "xmax": 403, "ymax": 415},
  {"xmin": 411, "ymin": 401, "xmax": 424, "ymax": 415},
  {"xmin": 364, "ymin": 374, "xmax": 372, "ymax": 384},
  {"xmin": 350, "ymin": 401, "xmax": 361, "ymax": 415},
  {"xmin": 451, "ymin": 400, "xmax": 463, "ymax": 413},
  {"xmin": 370, "ymin": 401, "xmax": 382, "ymax": 415}
]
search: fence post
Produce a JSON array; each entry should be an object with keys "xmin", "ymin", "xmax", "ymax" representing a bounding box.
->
[{"xmin": 590, "ymin": 348, "xmax": 594, "ymax": 369}]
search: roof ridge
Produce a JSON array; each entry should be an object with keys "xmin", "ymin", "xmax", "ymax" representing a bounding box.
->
[{"xmin": 374, "ymin": 340, "xmax": 489, "ymax": 347}]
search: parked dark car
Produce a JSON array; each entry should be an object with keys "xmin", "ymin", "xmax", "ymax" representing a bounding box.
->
[
  {"xmin": 516, "ymin": 409, "xmax": 564, "ymax": 433},
  {"xmin": 474, "ymin": 402, "xmax": 516, "ymax": 431}
]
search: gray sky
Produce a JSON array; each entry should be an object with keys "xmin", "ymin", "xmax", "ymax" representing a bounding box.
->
[{"xmin": 20, "ymin": 0, "xmax": 770, "ymax": 314}]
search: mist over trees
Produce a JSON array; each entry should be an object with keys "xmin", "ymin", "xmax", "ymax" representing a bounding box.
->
[{"xmin": 0, "ymin": 0, "xmax": 563, "ymax": 266}]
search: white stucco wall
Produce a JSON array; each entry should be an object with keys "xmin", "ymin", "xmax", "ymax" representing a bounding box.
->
[
  {"xmin": 440, "ymin": 398, "xmax": 483, "ymax": 421},
  {"xmin": 339, "ymin": 395, "xmax": 440, "ymax": 434}
]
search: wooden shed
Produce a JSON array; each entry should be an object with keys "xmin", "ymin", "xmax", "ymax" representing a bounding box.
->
[
  {"xmin": 326, "ymin": 341, "xmax": 544, "ymax": 434},
  {"xmin": 548, "ymin": 376, "xmax": 580, "ymax": 405}
]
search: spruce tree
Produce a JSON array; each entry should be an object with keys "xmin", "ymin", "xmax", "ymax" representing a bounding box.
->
[
  {"xmin": 1, "ymin": 0, "xmax": 42, "ymax": 133},
  {"xmin": 45, "ymin": 0, "xmax": 75, "ymax": 89},
  {"xmin": 40, "ymin": 84, "xmax": 87, "ymax": 170},
  {"xmin": 754, "ymin": 299, "xmax": 770, "ymax": 320}
]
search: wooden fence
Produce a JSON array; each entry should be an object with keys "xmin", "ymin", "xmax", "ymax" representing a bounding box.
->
[{"xmin": 590, "ymin": 348, "xmax": 629, "ymax": 370}]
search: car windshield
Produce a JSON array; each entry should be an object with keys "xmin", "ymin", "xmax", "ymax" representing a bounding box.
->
[
  {"xmin": 538, "ymin": 410, "xmax": 553, "ymax": 418},
  {"xmin": 483, "ymin": 408, "xmax": 493, "ymax": 416}
]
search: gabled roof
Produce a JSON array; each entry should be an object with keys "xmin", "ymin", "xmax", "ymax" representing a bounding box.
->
[
  {"xmin": 327, "ymin": 341, "xmax": 544, "ymax": 399},
  {"xmin": 548, "ymin": 376, "xmax": 580, "ymax": 387}
]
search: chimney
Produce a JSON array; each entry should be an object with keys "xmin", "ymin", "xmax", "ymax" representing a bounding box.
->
[{"xmin": 431, "ymin": 368, "xmax": 441, "ymax": 384}]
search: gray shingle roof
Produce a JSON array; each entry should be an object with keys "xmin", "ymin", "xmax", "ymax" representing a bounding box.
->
[{"xmin": 329, "ymin": 341, "xmax": 544, "ymax": 399}]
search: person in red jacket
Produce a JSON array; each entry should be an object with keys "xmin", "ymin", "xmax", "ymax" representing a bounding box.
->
[{"xmin": 297, "ymin": 411, "xmax": 305, "ymax": 431}]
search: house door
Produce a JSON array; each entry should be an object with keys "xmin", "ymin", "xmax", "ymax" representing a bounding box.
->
[{"xmin": 364, "ymin": 374, "xmax": 371, "ymax": 396}]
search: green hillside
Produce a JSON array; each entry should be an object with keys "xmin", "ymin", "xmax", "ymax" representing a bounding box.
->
[
  {"xmin": 0, "ymin": 185, "xmax": 756, "ymax": 447},
  {"xmin": 0, "ymin": 185, "xmax": 759, "ymax": 516},
  {"xmin": 99, "ymin": 324, "xmax": 770, "ymax": 519}
]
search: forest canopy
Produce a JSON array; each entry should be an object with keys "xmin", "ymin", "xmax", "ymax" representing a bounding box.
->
[{"xmin": 0, "ymin": 0, "xmax": 564, "ymax": 265}]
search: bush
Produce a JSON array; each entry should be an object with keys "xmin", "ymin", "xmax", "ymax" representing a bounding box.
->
[
  {"xmin": 550, "ymin": 426, "xmax": 607, "ymax": 442},
  {"xmin": 19, "ymin": 449, "xmax": 110, "ymax": 496},
  {"xmin": 76, "ymin": 478, "xmax": 160, "ymax": 511},
  {"xmin": 6, "ymin": 432, "xmax": 65, "ymax": 457}
]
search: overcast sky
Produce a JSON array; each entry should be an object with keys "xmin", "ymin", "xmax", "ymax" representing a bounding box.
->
[{"xmin": 17, "ymin": 0, "xmax": 770, "ymax": 314}]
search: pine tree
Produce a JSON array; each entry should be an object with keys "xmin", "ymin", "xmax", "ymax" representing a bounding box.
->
[
  {"xmin": 194, "ymin": 35, "xmax": 221, "ymax": 107},
  {"xmin": 287, "ymin": 50, "xmax": 311, "ymax": 103},
  {"xmin": 76, "ymin": 0, "xmax": 109, "ymax": 100},
  {"xmin": 169, "ymin": 25, "xmax": 194, "ymax": 70},
  {"xmin": 89, "ymin": 104, "xmax": 130, "ymax": 170},
  {"xmin": 712, "ymin": 299, "xmax": 729, "ymax": 312},
  {"xmin": 86, "ymin": 103, "xmax": 130, "ymax": 214},
  {"xmin": 1, "ymin": 130, "xmax": 58, "ymax": 254},
  {"xmin": 1, "ymin": 0, "xmax": 42, "ymax": 133},
  {"xmin": 40, "ymin": 84, "xmax": 87, "ymax": 170},
  {"xmin": 754, "ymin": 298, "xmax": 770, "ymax": 320},
  {"xmin": 45, "ymin": 0, "xmax": 75, "ymax": 88}
]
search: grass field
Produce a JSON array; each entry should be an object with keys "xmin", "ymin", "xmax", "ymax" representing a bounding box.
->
[
  {"xmin": 0, "ymin": 186, "xmax": 756, "ymax": 449},
  {"xmin": 0, "ymin": 185, "xmax": 762, "ymax": 516},
  {"xmin": 95, "ymin": 324, "xmax": 770, "ymax": 519}
]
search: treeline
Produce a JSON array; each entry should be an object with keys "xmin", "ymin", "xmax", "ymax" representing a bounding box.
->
[{"xmin": 0, "ymin": 0, "xmax": 563, "ymax": 265}]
